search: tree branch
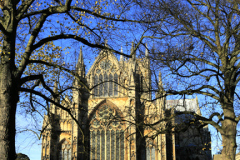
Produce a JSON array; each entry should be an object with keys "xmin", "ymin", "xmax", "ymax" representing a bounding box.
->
[
  {"xmin": 16, "ymin": 0, "xmax": 35, "ymax": 20},
  {"xmin": 19, "ymin": 87, "xmax": 85, "ymax": 143},
  {"xmin": 27, "ymin": 60, "xmax": 90, "ymax": 91},
  {"xmin": 32, "ymin": 34, "xmax": 131, "ymax": 58},
  {"xmin": 17, "ymin": 0, "xmax": 72, "ymax": 20},
  {"xmin": 0, "ymin": 21, "xmax": 9, "ymax": 35},
  {"xmin": 20, "ymin": 74, "xmax": 43, "ymax": 86},
  {"xmin": 16, "ymin": 12, "xmax": 49, "ymax": 78},
  {"xmin": 167, "ymin": 86, "xmax": 220, "ymax": 101}
]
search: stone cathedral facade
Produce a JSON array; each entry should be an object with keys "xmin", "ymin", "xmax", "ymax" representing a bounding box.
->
[{"xmin": 41, "ymin": 45, "xmax": 212, "ymax": 160}]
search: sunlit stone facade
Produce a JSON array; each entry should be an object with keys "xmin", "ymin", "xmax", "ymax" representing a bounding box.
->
[{"xmin": 41, "ymin": 45, "xmax": 211, "ymax": 160}]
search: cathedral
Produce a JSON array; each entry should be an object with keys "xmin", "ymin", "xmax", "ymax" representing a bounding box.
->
[{"xmin": 41, "ymin": 44, "xmax": 212, "ymax": 160}]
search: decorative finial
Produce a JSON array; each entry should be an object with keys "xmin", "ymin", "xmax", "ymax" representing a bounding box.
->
[
  {"xmin": 104, "ymin": 39, "xmax": 108, "ymax": 47},
  {"xmin": 77, "ymin": 46, "xmax": 83, "ymax": 65},
  {"xmin": 145, "ymin": 43, "xmax": 149, "ymax": 57},
  {"xmin": 120, "ymin": 46, "xmax": 124, "ymax": 61}
]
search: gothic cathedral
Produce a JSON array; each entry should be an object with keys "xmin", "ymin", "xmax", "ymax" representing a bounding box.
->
[{"xmin": 41, "ymin": 45, "xmax": 212, "ymax": 160}]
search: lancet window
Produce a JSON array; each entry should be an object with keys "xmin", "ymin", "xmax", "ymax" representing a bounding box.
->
[
  {"xmin": 59, "ymin": 140, "xmax": 71, "ymax": 160},
  {"xmin": 89, "ymin": 104, "xmax": 125, "ymax": 160},
  {"xmin": 93, "ymin": 59, "xmax": 119, "ymax": 97},
  {"xmin": 146, "ymin": 140, "xmax": 156, "ymax": 160},
  {"xmin": 109, "ymin": 74, "xmax": 113, "ymax": 96},
  {"xmin": 114, "ymin": 73, "xmax": 118, "ymax": 96}
]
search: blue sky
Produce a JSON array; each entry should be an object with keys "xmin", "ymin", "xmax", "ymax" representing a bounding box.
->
[
  {"xmin": 16, "ymin": 112, "xmax": 42, "ymax": 160},
  {"xmin": 13, "ymin": 0, "xmax": 240, "ymax": 159}
]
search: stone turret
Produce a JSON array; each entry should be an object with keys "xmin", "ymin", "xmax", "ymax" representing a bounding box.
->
[
  {"xmin": 157, "ymin": 71, "xmax": 165, "ymax": 112},
  {"xmin": 72, "ymin": 46, "xmax": 89, "ymax": 160},
  {"xmin": 144, "ymin": 43, "xmax": 151, "ymax": 100}
]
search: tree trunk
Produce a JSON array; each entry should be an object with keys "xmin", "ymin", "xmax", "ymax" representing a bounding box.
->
[
  {"xmin": 0, "ymin": 62, "xmax": 18, "ymax": 160},
  {"xmin": 0, "ymin": 1, "xmax": 20, "ymax": 158},
  {"xmin": 221, "ymin": 109, "xmax": 237, "ymax": 160}
]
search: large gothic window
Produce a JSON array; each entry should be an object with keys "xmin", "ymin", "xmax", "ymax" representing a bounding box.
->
[
  {"xmin": 93, "ymin": 59, "xmax": 119, "ymax": 98},
  {"xmin": 90, "ymin": 104, "xmax": 125, "ymax": 160},
  {"xmin": 59, "ymin": 140, "xmax": 71, "ymax": 160}
]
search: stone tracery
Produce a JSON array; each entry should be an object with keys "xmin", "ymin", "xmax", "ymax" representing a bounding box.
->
[
  {"xmin": 93, "ymin": 59, "xmax": 119, "ymax": 98},
  {"xmin": 59, "ymin": 140, "xmax": 71, "ymax": 160},
  {"xmin": 89, "ymin": 104, "xmax": 125, "ymax": 160}
]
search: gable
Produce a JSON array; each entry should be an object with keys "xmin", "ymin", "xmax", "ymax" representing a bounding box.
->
[{"xmin": 86, "ymin": 50, "xmax": 120, "ymax": 77}]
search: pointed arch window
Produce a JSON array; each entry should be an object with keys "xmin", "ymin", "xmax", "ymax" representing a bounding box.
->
[
  {"xmin": 146, "ymin": 140, "xmax": 156, "ymax": 160},
  {"xmin": 140, "ymin": 75, "xmax": 144, "ymax": 93},
  {"xmin": 114, "ymin": 73, "xmax": 118, "ymax": 96},
  {"xmin": 90, "ymin": 104, "xmax": 125, "ymax": 160},
  {"xmin": 59, "ymin": 141, "xmax": 71, "ymax": 160},
  {"xmin": 99, "ymin": 74, "xmax": 103, "ymax": 97},
  {"xmin": 109, "ymin": 74, "xmax": 113, "ymax": 96},
  {"xmin": 104, "ymin": 73, "xmax": 108, "ymax": 96},
  {"xmin": 68, "ymin": 149, "xmax": 71, "ymax": 160},
  {"xmin": 64, "ymin": 149, "xmax": 67, "ymax": 160},
  {"xmin": 94, "ymin": 75, "xmax": 98, "ymax": 97},
  {"xmin": 93, "ymin": 59, "xmax": 119, "ymax": 98}
]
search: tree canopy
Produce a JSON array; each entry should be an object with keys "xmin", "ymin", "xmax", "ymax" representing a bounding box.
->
[
  {"xmin": 133, "ymin": 0, "xmax": 240, "ymax": 159},
  {"xmin": 0, "ymin": 0, "xmax": 152, "ymax": 159},
  {"xmin": 2, "ymin": 0, "xmax": 240, "ymax": 159}
]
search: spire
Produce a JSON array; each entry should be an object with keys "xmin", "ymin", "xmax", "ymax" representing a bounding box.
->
[
  {"xmin": 145, "ymin": 43, "xmax": 149, "ymax": 57},
  {"xmin": 120, "ymin": 46, "xmax": 124, "ymax": 61},
  {"xmin": 76, "ymin": 46, "xmax": 85, "ymax": 77},
  {"xmin": 78, "ymin": 46, "xmax": 83, "ymax": 65}
]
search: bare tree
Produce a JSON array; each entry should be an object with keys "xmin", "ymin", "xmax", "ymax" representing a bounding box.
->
[
  {"xmin": 0, "ymin": 0, "xmax": 156, "ymax": 159},
  {"xmin": 132, "ymin": 0, "xmax": 240, "ymax": 159}
]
